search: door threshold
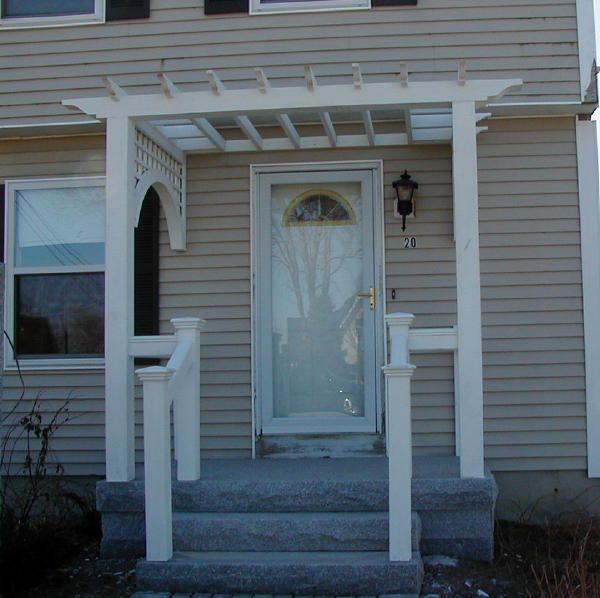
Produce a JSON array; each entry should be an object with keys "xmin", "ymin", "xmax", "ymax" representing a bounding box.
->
[{"xmin": 256, "ymin": 433, "xmax": 385, "ymax": 458}]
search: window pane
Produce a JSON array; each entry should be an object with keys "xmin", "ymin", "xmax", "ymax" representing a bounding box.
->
[
  {"xmin": 15, "ymin": 186, "xmax": 105, "ymax": 267},
  {"xmin": 2, "ymin": 0, "xmax": 95, "ymax": 18},
  {"xmin": 15, "ymin": 273, "xmax": 104, "ymax": 358}
]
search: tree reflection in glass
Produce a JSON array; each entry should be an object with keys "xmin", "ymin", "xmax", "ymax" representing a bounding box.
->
[{"xmin": 271, "ymin": 183, "xmax": 365, "ymax": 419}]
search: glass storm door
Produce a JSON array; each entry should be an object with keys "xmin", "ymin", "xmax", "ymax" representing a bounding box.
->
[{"xmin": 256, "ymin": 169, "xmax": 378, "ymax": 434}]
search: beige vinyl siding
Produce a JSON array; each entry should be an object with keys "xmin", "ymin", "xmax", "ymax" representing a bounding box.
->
[
  {"xmin": 0, "ymin": 0, "xmax": 579, "ymax": 128},
  {"xmin": 179, "ymin": 145, "xmax": 456, "ymax": 458},
  {"xmin": 0, "ymin": 115, "xmax": 586, "ymax": 474},
  {"xmin": 478, "ymin": 116, "xmax": 586, "ymax": 471},
  {"xmin": 0, "ymin": 135, "xmax": 107, "ymax": 476}
]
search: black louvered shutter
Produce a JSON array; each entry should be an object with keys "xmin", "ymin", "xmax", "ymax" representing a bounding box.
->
[
  {"xmin": 134, "ymin": 187, "xmax": 160, "ymax": 337},
  {"xmin": 205, "ymin": 0, "xmax": 248, "ymax": 14},
  {"xmin": 106, "ymin": 0, "xmax": 150, "ymax": 21},
  {"xmin": 0, "ymin": 184, "xmax": 4, "ymax": 264}
]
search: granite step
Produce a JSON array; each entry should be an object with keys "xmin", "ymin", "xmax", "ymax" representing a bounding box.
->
[
  {"xmin": 173, "ymin": 511, "xmax": 421, "ymax": 553},
  {"xmin": 136, "ymin": 551, "xmax": 424, "ymax": 595}
]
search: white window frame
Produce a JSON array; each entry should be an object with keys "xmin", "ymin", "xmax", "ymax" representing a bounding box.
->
[
  {"xmin": 3, "ymin": 177, "xmax": 106, "ymax": 371},
  {"xmin": 0, "ymin": 0, "xmax": 104, "ymax": 29},
  {"xmin": 250, "ymin": 0, "xmax": 369, "ymax": 15}
]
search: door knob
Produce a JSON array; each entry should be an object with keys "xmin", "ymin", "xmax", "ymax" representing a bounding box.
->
[{"xmin": 357, "ymin": 286, "xmax": 375, "ymax": 310}]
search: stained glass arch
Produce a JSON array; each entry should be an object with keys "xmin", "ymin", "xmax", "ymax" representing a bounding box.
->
[{"xmin": 283, "ymin": 188, "xmax": 356, "ymax": 227}]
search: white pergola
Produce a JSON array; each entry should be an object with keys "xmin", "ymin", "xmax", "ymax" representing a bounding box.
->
[{"xmin": 63, "ymin": 64, "xmax": 522, "ymax": 484}]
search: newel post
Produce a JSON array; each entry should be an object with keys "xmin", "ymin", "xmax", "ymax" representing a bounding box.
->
[
  {"xmin": 384, "ymin": 312, "xmax": 415, "ymax": 562},
  {"xmin": 171, "ymin": 317, "xmax": 206, "ymax": 481},
  {"xmin": 136, "ymin": 366, "xmax": 174, "ymax": 562}
]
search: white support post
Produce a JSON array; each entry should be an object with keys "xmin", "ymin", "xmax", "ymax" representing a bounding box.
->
[
  {"xmin": 452, "ymin": 101, "xmax": 485, "ymax": 479},
  {"xmin": 576, "ymin": 119, "xmax": 600, "ymax": 478},
  {"xmin": 171, "ymin": 317, "xmax": 206, "ymax": 481},
  {"xmin": 105, "ymin": 116, "xmax": 136, "ymax": 481},
  {"xmin": 136, "ymin": 366, "xmax": 174, "ymax": 562},
  {"xmin": 384, "ymin": 312, "xmax": 415, "ymax": 563}
]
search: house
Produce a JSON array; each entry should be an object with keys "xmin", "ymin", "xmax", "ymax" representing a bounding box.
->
[{"xmin": 1, "ymin": 0, "xmax": 599, "ymax": 594}]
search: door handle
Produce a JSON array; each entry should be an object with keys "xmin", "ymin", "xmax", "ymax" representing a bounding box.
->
[{"xmin": 357, "ymin": 286, "xmax": 375, "ymax": 310}]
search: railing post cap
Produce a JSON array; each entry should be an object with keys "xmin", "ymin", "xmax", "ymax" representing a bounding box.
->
[
  {"xmin": 382, "ymin": 364, "xmax": 416, "ymax": 378},
  {"xmin": 385, "ymin": 312, "xmax": 415, "ymax": 326},
  {"xmin": 171, "ymin": 317, "xmax": 207, "ymax": 330},
  {"xmin": 135, "ymin": 365, "xmax": 175, "ymax": 381}
]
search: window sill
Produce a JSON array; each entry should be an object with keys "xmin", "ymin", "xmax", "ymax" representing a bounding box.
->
[
  {"xmin": 0, "ymin": 15, "xmax": 105, "ymax": 30},
  {"xmin": 250, "ymin": 1, "xmax": 369, "ymax": 14},
  {"xmin": 3, "ymin": 357, "xmax": 105, "ymax": 372}
]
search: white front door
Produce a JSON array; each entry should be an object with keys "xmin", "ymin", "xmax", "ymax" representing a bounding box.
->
[{"xmin": 254, "ymin": 166, "xmax": 381, "ymax": 435}]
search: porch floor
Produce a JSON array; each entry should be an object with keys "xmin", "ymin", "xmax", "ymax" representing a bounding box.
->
[{"xmin": 171, "ymin": 455, "xmax": 460, "ymax": 481}]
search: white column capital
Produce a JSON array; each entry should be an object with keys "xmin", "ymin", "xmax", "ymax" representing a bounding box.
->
[
  {"xmin": 171, "ymin": 317, "xmax": 207, "ymax": 331},
  {"xmin": 385, "ymin": 312, "xmax": 415, "ymax": 327},
  {"xmin": 136, "ymin": 366, "xmax": 175, "ymax": 383},
  {"xmin": 382, "ymin": 364, "xmax": 416, "ymax": 379}
]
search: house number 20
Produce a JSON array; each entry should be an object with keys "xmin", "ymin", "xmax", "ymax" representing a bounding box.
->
[{"xmin": 403, "ymin": 237, "xmax": 417, "ymax": 248}]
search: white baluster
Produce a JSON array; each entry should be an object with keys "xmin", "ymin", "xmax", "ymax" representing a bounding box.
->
[
  {"xmin": 384, "ymin": 312, "xmax": 415, "ymax": 562},
  {"xmin": 171, "ymin": 317, "xmax": 206, "ymax": 481},
  {"xmin": 136, "ymin": 366, "xmax": 174, "ymax": 562}
]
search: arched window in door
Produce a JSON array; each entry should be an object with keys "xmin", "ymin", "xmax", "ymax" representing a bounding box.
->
[{"xmin": 283, "ymin": 188, "xmax": 356, "ymax": 227}]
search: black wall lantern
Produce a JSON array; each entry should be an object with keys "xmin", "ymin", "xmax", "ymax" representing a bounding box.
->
[{"xmin": 392, "ymin": 170, "xmax": 419, "ymax": 231}]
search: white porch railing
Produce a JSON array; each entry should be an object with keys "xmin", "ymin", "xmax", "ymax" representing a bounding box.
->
[
  {"xmin": 383, "ymin": 313, "xmax": 415, "ymax": 562},
  {"xmin": 384, "ymin": 313, "xmax": 461, "ymax": 562},
  {"xmin": 131, "ymin": 316, "xmax": 206, "ymax": 562}
]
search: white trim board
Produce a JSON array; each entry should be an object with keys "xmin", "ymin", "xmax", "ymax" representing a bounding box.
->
[
  {"xmin": 576, "ymin": 118, "xmax": 600, "ymax": 478},
  {"xmin": 576, "ymin": 0, "xmax": 598, "ymax": 101}
]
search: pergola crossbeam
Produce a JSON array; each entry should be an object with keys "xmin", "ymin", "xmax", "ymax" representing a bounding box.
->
[
  {"xmin": 157, "ymin": 72, "xmax": 180, "ymax": 98},
  {"xmin": 235, "ymin": 115, "xmax": 263, "ymax": 150},
  {"xmin": 193, "ymin": 117, "xmax": 226, "ymax": 151},
  {"xmin": 304, "ymin": 65, "xmax": 317, "ymax": 92},
  {"xmin": 458, "ymin": 59, "xmax": 467, "ymax": 86},
  {"xmin": 277, "ymin": 113, "xmax": 301, "ymax": 148},
  {"xmin": 353, "ymin": 63, "xmax": 363, "ymax": 89},
  {"xmin": 399, "ymin": 63, "xmax": 409, "ymax": 87},
  {"xmin": 404, "ymin": 109, "xmax": 413, "ymax": 144},
  {"xmin": 176, "ymin": 132, "xmax": 408, "ymax": 153},
  {"xmin": 206, "ymin": 70, "xmax": 225, "ymax": 95},
  {"xmin": 255, "ymin": 68, "xmax": 270, "ymax": 94},
  {"xmin": 362, "ymin": 110, "xmax": 376, "ymax": 145},
  {"xmin": 102, "ymin": 76, "xmax": 127, "ymax": 102},
  {"xmin": 320, "ymin": 112, "xmax": 337, "ymax": 147}
]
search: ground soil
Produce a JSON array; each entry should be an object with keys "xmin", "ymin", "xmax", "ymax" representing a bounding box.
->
[
  {"xmin": 7, "ymin": 520, "xmax": 600, "ymax": 598},
  {"xmin": 13, "ymin": 541, "xmax": 137, "ymax": 598}
]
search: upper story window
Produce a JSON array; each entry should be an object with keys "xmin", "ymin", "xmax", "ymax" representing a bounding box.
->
[
  {"xmin": 0, "ymin": 0, "xmax": 156, "ymax": 28},
  {"xmin": 250, "ymin": 0, "xmax": 369, "ymax": 14},
  {"xmin": 0, "ymin": 0, "xmax": 104, "ymax": 27}
]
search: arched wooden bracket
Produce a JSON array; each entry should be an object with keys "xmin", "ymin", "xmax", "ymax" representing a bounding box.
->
[{"xmin": 134, "ymin": 127, "xmax": 186, "ymax": 251}]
